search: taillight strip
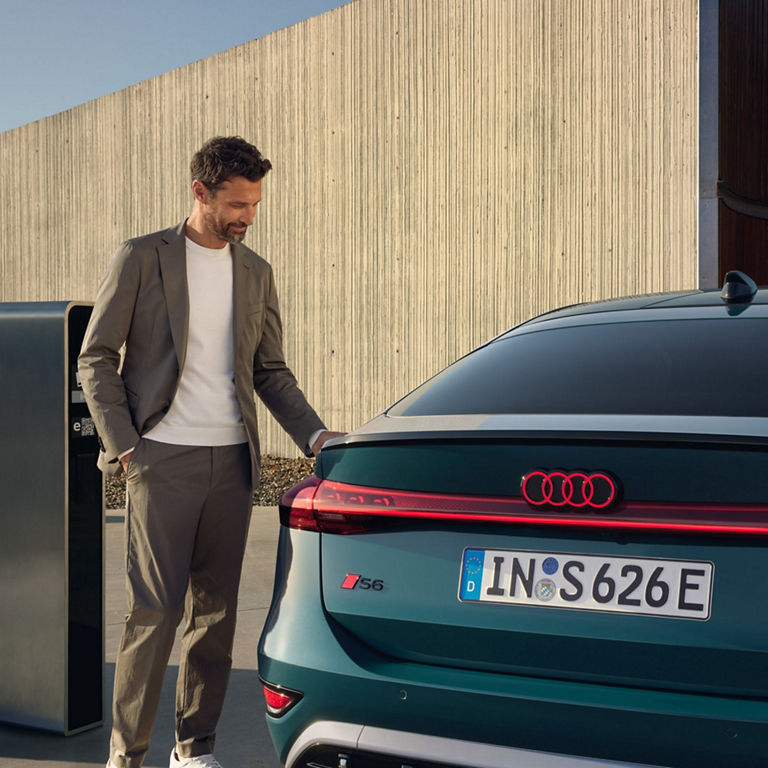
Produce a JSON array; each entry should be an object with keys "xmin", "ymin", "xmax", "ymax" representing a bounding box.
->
[{"xmin": 280, "ymin": 477, "xmax": 768, "ymax": 535}]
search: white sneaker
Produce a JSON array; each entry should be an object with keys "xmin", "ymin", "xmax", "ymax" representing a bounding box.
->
[{"xmin": 169, "ymin": 748, "xmax": 223, "ymax": 768}]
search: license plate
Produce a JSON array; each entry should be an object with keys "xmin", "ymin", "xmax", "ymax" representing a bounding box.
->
[{"xmin": 459, "ymin": 548, "xmax": 713, "ymax": 620}]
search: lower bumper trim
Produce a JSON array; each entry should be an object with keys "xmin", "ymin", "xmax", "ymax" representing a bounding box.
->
[{"xmin": 286, "ymin": 721, "xmax": 665, "ymax": 768}]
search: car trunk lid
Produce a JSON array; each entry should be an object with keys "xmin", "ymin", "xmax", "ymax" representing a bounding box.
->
[{"xmin": 307, "ymin": 435, "xmax": 768, "ymax": 696}]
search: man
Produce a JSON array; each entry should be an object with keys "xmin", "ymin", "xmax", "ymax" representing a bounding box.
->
[{"xmin": 78, "ymin": 136, "xmax": 342, "ymax": 768}]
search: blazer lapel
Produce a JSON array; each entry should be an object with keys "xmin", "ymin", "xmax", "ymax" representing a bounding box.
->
[
  {"xmin": 158, "ymin": 222, "xmax": 189, "ymax": 372},
  {"xmin": 232, "ymin": 242, "xmax": 251, "ymax": 353}
]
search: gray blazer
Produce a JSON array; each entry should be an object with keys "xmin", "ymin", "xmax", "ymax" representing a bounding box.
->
[{"xmin": 77, "ymin": 221, "xmax": 325, "ymax": 483}]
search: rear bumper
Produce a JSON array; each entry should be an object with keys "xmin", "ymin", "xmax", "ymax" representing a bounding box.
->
[
  {"xmin": 285, "ymin": 721, "xmax": 664, "ymax": 768},
  {"xmin": 258, "ymin": 527, "xmax": 768, "ymax": 768}
]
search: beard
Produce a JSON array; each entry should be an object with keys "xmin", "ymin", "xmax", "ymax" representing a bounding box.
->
[{"xmin": 203, "ymin": 209, "xmax": 248, "ymax": 244}]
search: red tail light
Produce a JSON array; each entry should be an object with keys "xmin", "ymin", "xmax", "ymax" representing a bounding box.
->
[
  {"xmin": 260, "ymin": 678, "xmax": 302, "ymax": 717},
  {"xmin": 279, "ymin": 475, "xmax": 380, "ymax": 534},
  {"xmin": 280, "ymin": 476, "xmax": 768, "ymax": 536}
]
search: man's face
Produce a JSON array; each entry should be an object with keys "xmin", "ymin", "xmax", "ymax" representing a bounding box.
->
[{"xmin": 201, "ymin": 176, "xmax": 263, "ymax": 244}]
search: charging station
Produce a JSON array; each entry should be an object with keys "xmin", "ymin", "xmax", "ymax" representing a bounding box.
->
[{"xmin": 0, "ymin": 301, "xmax": 103, "ymax": 734}]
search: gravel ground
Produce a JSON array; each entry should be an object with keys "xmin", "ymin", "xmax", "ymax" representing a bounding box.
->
[{"xmin": 105, "ymin": 454, "xmax": 316, "ymax": 509}]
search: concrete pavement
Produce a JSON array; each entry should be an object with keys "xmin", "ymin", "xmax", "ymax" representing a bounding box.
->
[{"xmin": 0, "ymin": 506, "xmax": 283, "ymax": 768}]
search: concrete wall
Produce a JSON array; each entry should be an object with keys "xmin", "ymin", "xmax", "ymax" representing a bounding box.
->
[{"xmin": 0, "ymin": 0, "xmax": 698, "ymax": 455}]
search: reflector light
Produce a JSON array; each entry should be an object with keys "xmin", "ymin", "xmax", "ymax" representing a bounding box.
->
[
  {"xmin": 260, "ymin": 679, "xmax": 302, "ymax": 717},
  {"xmin": 279, "ymin": 477, "xmax": 768, "ymax": 536}
]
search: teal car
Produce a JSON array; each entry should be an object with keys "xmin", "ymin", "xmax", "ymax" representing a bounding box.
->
[{"xmin": 258, "ymin": 271, "xmax": 768, "ymax": 767}]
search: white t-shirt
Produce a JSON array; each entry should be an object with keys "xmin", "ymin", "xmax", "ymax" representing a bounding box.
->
[{"xmin": 144, "ymin": 237, "xmax": 247, "ymax": 446}]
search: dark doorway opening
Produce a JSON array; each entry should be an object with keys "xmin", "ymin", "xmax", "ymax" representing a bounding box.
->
[{"xmin": 719, "ymin": 0, "xmax": 768, "ymax": 285}]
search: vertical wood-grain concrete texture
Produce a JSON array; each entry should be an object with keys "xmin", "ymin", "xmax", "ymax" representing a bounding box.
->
[{"xmin": 0, "ymin": 0, "xmax": 698, "ymax": 456}]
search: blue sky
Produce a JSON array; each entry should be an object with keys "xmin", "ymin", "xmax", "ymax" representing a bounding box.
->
[{"xmin": 0, "ymin": 0, "xmax": 353, "ymax": 134}]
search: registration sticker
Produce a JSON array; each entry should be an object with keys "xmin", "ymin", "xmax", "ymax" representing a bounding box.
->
[{"xmin": 459, "ymin": 548, "xmax": 713, "ymax": 620}]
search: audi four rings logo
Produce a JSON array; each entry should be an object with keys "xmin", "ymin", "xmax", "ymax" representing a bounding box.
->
[{"xmin": 521, "ymin": 470, "xmax": 620, "ymax": 510}]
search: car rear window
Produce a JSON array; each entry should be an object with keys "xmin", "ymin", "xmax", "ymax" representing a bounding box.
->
[{"xmin": 388, "ymin": 317, "xmax": 768, "ymax": 417}]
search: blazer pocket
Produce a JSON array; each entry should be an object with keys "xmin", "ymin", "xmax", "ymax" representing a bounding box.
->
[
  {"xmin": 243, "ymin": 302, "xmax": 266, "ymax": 345},
  {"xmin": 246, "ymin": 300, "xmax": 265, "ymax": 317}
]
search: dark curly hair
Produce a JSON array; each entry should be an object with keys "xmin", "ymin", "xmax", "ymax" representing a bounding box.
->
[{"xmin": 190, "ymin": 136, "xmax": 272, "ymax": 191}]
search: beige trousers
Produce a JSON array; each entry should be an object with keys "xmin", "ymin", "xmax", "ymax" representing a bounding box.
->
[{"xmin": 110, "ymin": 439, "xmax": 253, "ymax": 768}]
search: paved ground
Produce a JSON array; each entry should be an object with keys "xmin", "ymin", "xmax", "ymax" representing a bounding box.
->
[{"xmin": 0, "ymin": 507, "xmax": 283, "ymax": 768}]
